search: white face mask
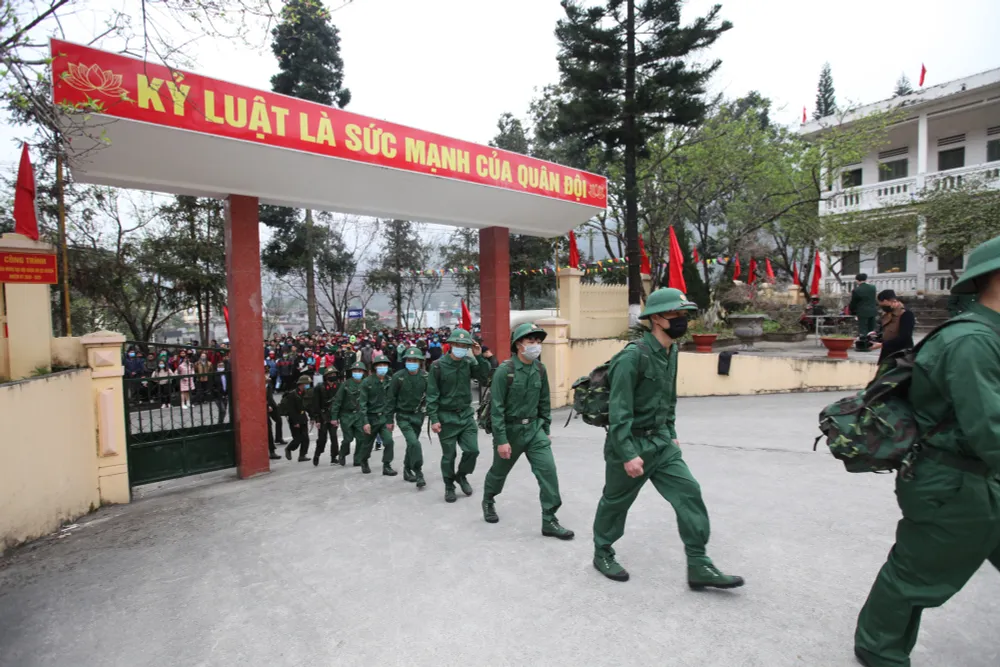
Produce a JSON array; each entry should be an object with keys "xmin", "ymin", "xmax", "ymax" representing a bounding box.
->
[{"xmin": 522, "ymin": 344, "xmax": 542, "ymax": 361}]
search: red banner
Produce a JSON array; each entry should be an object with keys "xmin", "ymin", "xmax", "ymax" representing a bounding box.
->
[
  {"xmin": 0, "ymin": 251, "xmax": 57, "ymax": 284},
  {"xmin": 50, "ymin": 40, "xmax": 608, "ymax": 209}
]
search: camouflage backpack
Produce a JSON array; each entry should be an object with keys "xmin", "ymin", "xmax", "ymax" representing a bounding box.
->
[
  {"xmin": 814, "ymin": 314, "xmax": 998, "ymax": 475},
  {"xmin": 566, "ymin": 341, "xmax": 650, "ymax": 428}
]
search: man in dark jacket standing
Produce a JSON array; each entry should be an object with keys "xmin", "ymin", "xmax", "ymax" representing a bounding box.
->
[
  {"xmin": 872, "ymin": 290, "xmax": 915, "ymax": 363},
  {"xmin": 849, "ymin": 273, "xmax": 879, "ymax": 349}
]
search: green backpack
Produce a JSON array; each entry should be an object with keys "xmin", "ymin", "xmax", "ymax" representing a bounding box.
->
[
  {"xmin": 476, "ymin": 360, "xmax": 544, "ymax": 434},
  {"xmin": 566, "ymin": 341, "xmax": 649, "ymax": 428},
  {"xmin": 814, "ymin": 314, "xmax": 996, "ymax": 476}
]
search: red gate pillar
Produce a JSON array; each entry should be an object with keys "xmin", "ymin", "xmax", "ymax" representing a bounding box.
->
[
  {"xmin": 224, "ymin": 195, "xmax": 269, "ymax": 479},
  {"xmin": 479, "ymin": 226, "xmax": 511, "ymax": 363}
]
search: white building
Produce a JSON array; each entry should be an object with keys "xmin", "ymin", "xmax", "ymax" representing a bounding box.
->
[{"xmin": 802, "ymin": 67, "xmax": 1000, "ymax": 295}]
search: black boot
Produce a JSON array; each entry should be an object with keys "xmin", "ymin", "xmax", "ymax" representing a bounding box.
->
[
  {"xmin": 414, "ymin": 470, "xmax": 426, "ymax": 488},
  {"xmin": 444, "ymin": 485, "xmax": 457, "ymax": 503},
  {"xmin": 269, "ymin": 451, "xmax": 281, "ymax": 461},
  {"xmin": 284, "ymin": 446, "xmax": 292, "ymax": 460},
  {"xmin": 383, "ymin": 464, "xmax": 398, "ymax": 477},
  {"xmin": 361, "ymin": 461, "xmax": 371, "ymax": 474},
  {"xmin": 338, "ymin": 453, "xmax": 346, "ymax": 466},
  {"xmin": 482, "ymin": 497, "xmax": 499, "ymax": 524},
  {"xmin": 403, "ymin": 468, "xmax": 416, "ymax": 482},
  {"xmin": 312, "ymin": 450, "xmax": 320, "ymax": 466},
  {"xmin": 456, "ymin": 475, "xmax": 473, "ymax": 497}
]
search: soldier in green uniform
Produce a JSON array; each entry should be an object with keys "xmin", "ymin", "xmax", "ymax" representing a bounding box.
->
[
  {"xmin": 358, "ymin": 353, "xmax": 397, "ymax": 476},
  {"xmin": 482, "ymin": 322, "xmax": 573, "ymax": 540},
  {"xmin": 427, "ymin": 328, "xmax": 492, "ymax": 503},
  {"xmin": 854, "ymin": 236, "xmax": 1000, "ymax": 667},
  {"xmin": 281, "ymin": 375, "xmax": 316, "ymax": 462},
  {"xmin": 591, "ymin": 288, "xmax": 744, "ymax": 590},
  {"xmin": 330, "ymin": 361, "xmax": 367, "ymax": 467},
  {"xmin": 312, "ymin": 370, "xmax": 341, "ymax": 466},
  {"xmin": 389, "ymin": 347, "xmax": 429, "ymax": 488},
  {"xmin": 850, "ymin": 273, "xmax": 879, "ymax": 347}
]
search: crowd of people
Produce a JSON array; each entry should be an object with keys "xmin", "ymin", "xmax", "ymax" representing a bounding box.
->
[{"xmin": 123, "ymin": 341, "xmax": 231, "ymax": 410}]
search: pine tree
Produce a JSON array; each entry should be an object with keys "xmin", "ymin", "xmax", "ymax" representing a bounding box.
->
[
  {"xmin": 265, "ymin": 0, "xmax": 351, "ymax": 331},
  {"xmin": 814, "ymin": 62, "xmax": 837, "ymax": 119},
  {"xmin": 441, "ymin": 228, "xmax": 479, "ymax": 308},
  {"xmin": 893, "ymin": 73, "xmax": 913, "ymax": 97},
  {"xmin": 551, "ymin": 0, "xmax": 731, "ymax": 319}
]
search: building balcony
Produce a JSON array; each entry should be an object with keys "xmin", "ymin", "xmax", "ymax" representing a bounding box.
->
[
  {"xmin": 821, "ymin": 162, "xmax": 1000, "ymax": 216},
  {"xmin": 824, "ymin": 270, "xmax": 960, "ymax": 296}
]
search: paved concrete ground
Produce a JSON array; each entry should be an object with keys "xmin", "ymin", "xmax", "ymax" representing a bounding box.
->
[{"xmin": 2, "ymin": 393, "xmax": 997, "ymax": 667}]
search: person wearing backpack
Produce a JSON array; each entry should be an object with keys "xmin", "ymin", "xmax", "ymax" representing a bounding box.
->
[
  {"xmin": 427, "ymin": 328, "xmax": 493, "ymax": 503},
  {"xmin": 389, "ymin": 347, "xmax": 429, "ymax": 488},
  {"xmin": 853, "ymin": 236, "xmax": 1000, "ymax": 667},
  {"xmin": 481, "ymin": 323, "xmax": 574, "ymax": 540},
  {"xmin": 591, "ymin": 287, "xmax": 744, "ymax": 590},
  {"xmin": 311, "ymin": 370, "xmax": 341, "ymax": 466},
  {"xmin": 357, "ymin": 354, "xmax": 397, "ymax": 477},
  {"xmin": 330, "ymin": 361, "xmax": 368, "ymax": 467}
]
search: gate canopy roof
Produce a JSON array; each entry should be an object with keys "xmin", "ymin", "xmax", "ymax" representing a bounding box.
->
[{"xmin": 51, "ymin": 40, "xmax": 607, "ymax": 237}]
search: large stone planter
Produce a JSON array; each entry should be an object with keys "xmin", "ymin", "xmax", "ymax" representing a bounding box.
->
[
  {"xmin": 728, "ymin": 314, "xmax": 766, "ymax": 349},
  {"xmin": 762, "ymin": 330, "xmax": 808, "ymax": 343},
  {"xmin": 821, "ymin": 336, "xmax": 854, "ymax": 360}
]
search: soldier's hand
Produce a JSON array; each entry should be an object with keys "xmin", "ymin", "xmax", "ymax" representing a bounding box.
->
[
  {"xmin": 387, "ymin": 423, "xmax": 394, "ymax": 431},
  {"xmin": 673, "ymin": 439, "xmax": 680, "ymax": 447},
  {"xmin": 624, "ymin": 456, "xmax": 644, "ymax": 478},
  {"xmin": 431, "ymin": 422, "xmax": 442, "ymax": 433},
  {"xmin": 363, "ymin": 424, "xmax": 372, "ymax": 435},
  {"xmin": 472, "ymin": 342, "xmax": 482, "ymax": 356},
  {"xmin": 331, "ymin": 420, "xmax": 339, "ymax": 427},
  {"xmin": 497, "ymin": 444, "xmax": 512, "ymax": 459}
]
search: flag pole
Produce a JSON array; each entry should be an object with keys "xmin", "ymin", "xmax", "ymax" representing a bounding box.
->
[{"xmin": 56, "ymin": 148, "xmax": 71, "ymax": 336}]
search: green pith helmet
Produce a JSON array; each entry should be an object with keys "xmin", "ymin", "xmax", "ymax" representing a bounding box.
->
[
  {"xmin": 511, "ymin": 322, "xmax": 547, "ymax": 352},
  {"xmin": 952, "ymin": 235, "xmax": 1000, "ymax": 294},
  {"xmin": 448, "ymin": 328, "xmax": 474, "ymax": 345},
  {"xmin": 323, "ymin": 370, "xmax": 337, "ymax": 381},
  {"xmin": 640, "ymin": 287, "xmax": 698, "ymax": 319},
  {"xmin": 296, "ymin": 375, "xmax": 312, "ymax": 386},
  {"xmin": 350, "ymin": 360, "xmax": 368, "ymax": 373},
  {"xmin": 403, "ymin": 347, "xmax": 425, "ymax": 360},
  {"xmin": 372, "ymin": 353, "xmax": 390, "ymax": 366}
]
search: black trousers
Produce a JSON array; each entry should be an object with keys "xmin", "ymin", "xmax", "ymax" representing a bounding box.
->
[
  {"xmin": 314, "ymin": 422, "xmax": 340, "ymax": 461},
  {"xmin": 267, "ymin": 411, "xmax": 276, "ymax": 455},
  {"xmin": 270, "ymin": 410, "xmax": 284, "ymax": 442},
  {"xmin": 286, "ymin": 423, "xmax": 310, "ymax": 458}
]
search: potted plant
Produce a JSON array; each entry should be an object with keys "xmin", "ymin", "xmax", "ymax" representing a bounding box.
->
[{"xmin": 820, "ymin": 334, "xmax": 854, "ymax": 359}]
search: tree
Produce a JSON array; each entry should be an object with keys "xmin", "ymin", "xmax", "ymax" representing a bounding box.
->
[
  {"xmin": 814, "ymin": 62, "xmax": 837, "ymax": 119},
  {"xmin": 365, "ymin": 219, "xmax": 426, "ymax": 327},
  {"xmin": 441, "ymin": 227, "xmax": 479, "ymax": 308},
  {"xmin": 894, "ymin": 73, "xmax": 914, "ymax": 97},
  {"xmin": 552, "ymin": 0, "xmax": 731, "ymax": 322},
  {"xmin": 920, "ymin": 181, "xmax": 1000, "ymax": 268},
  {"xmin": 268, "ymin": 0, "xmax": 351, "ymax": 330}
]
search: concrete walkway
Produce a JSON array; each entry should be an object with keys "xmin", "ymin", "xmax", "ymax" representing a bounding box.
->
[{"xmin": 1, "ymin": 393, "xmax": 997, "ymax": 667}]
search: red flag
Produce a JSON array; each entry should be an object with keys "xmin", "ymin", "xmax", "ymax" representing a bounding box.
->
[
  {"xmin": 667, "ymin": 226, "xmax": 686, "ymax": 293},
  {"xmin": 748, "ymin": 258, "xmax": 758, "ymax": 285},
  {"xmin": 693, "ymin": 247, "xmax": 700, "ymax": 264},
  {"xmin": 792, "ymin": 262, "xmax": 801, "ymax": 286},
  {"xmin": 733, "ymin": 254, "xmax": 741, "ymax": 280},
  {"xmin": 13, "ymin": 143, "xmax": 39, "ymax": 240},
  {"xmin": 919, "ymin": 63, "xmax": 927, "ymax": 87},
  {"xmin": 568, "ymin": 230, "xmax": 580, "ymax": 269},
  {"xmin": 802, "ymin": 106, "xmax": 807, "ymax": 124},
  {"xmin": 810, "ymin": 251, "xmax": 822, "ymax": 297},
  {"xmin": 460, "ymin": 299, "xmax": 472, "ymax": 331},
  {"xmin": 222, "ymin": 305, "xmax": 230, "ymax": 336},
  {"xmin": 638, "ymin": 236, "xmax": 652, "ymax": 275},
  {"xmin": 765, "ymin": 258, "xmax": 776, "ymax": 283}
]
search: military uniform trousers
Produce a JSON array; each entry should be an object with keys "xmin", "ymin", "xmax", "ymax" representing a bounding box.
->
[
  {"xmin": 338, "ymin": 419, "xmax": 362, "ymax": 464},
  {"xmin": 314, "ymin": 422, "xmax": 340, "ymax": 461},
  {"xmin": 286, "ymin": 422, "xmax": 310, "ymax": 458},
  {"xmin": 858, "ymin": 315, "xmax": 878, "ymax": 338},
  {"xmin": 483, "ymin": 420, "xmax": 561, "ymax": 521},
  {"xmin": 358, "ymin": 416, "xmax": 394, "ymax": 466},
  {"xmin": 593, "ymin": 435, "xmax": 711, "ymax": 565},
  {"xmin": 437, "ymin": 410, "xmax": 479, "ymax": 486},
  {"xmin": 855, "ymin": 461, "xmax": 1000, "ymax": 667},
  {"xmin": 397, "ymin": 412, "xmax": 425, "ymax": 472}
]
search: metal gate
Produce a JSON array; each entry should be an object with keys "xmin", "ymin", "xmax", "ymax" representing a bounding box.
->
[{"xmin": 122, "ymin": 342, "xmax": 236, "ymax": 486}]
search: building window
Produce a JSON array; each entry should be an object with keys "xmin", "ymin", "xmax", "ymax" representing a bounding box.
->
[
  {"xmin": 938, "ymin": 147, "xmax": 965, "ymax": 171},
  {"xmin": 877, "ymin": 247, "xmax": 907, "ymax": 274},
  {"xmin": 878, "ymin": 159, "xmax": 908, "ymax": 182},
  {"xmin": 988, "ymin": 139, "xmax": 1000, "ymax": 163},
  {"xmin": 938, "ymin": 251, "xmax": 964, "ymax": 271},
  {"xmin": 838, "ymin": 250, "xmax": 860, "ymax": 276},
  {"xmin": 842, "ymin": 168, "xmax": 863, "ymax": 188}
]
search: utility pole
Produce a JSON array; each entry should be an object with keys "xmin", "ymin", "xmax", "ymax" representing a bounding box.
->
[{"xmin": 56, "ymin": 150, "xmax": 71, "ymax": 335}]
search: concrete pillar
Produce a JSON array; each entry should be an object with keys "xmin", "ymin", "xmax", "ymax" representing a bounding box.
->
[
  {"xmin": 479, "ymin": 226, "xmax": 511, "ymax": 363},
  {"xmin": 915, "ymin": 214, "xmax": 928, "ymax": 295},
  {"xmin": 81, "ymin": 330, "xmax": 130, "ymax": 504},
  {"xmin": 557, "ymin": 268, "xmax": 583, "ymax": 338},
  {"xmin": 917, "ymin": 113, "xmax": 929, "ymax": 180},
  {"xmin": 224, "ymin": 195, "xmax": 269, "ymax": 479},
  {"xmin": 536, "ymin": 317, "xmax": 571, "ymax": 408},
  {"xmin": 0, "ymin": 233, "xmax": 55, "ymax": 380}
]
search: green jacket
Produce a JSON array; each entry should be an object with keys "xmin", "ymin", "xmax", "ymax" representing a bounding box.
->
[
  {"xmin": 909, "ymin": 304, "xmax": 1000, "ymax": 475},
  {"xmin": 946, "ymin": 293, "xmax": 976, "ymax": 318},
  {"xmin": 389, "ymin": 368, "xmax": 428, "ymax": 420},
  {"xmin": 330, "ymin": 379, "xmax": 364, "ymax": 424},
  {"xmin": 849, "ymin": 282, "xmax": 878, "ymax": 318},
  {"xmin": 313, "ymin": 380, "xmax": 340, "ymax": 422},
  {"xmin": 359, "ymin": 374, "xmax": 391, "ymax": 423},
  {"xmin": 280, "ymin": 388, "xmax": 313, "ymax": 426},
  {"xmin": 606, "ymin": 331, "xmax": 678, "ymax": 462},
  {"xmin": 426, "ymin": 352, "xmax": 492, "ymax": 424},
  {"xmin": 490, "ymin": 356, "xmax": 550, "ymax": 446}
]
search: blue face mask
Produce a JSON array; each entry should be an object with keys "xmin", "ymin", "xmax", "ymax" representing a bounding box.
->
[
  {"xmin": 302, "ymin": 384, "xmax": 311, "ymax": 391},
  {"xmin": 128, "ymin": 352, "xmax": 135, "ymax": 357},
  {"xmin": 352, "ymin": 372, "xmax": 364, "ymax": 381},
  {"xmin": 376, "ymin": 366, "xmax": 389, "ymax": 377},
  {"xmin": 405, "ymin": 362, "xmax": 420, "ymax": 373},
  {"xmin": 451, "ymin": 347, "xmax": 469, "ymax": 359}
]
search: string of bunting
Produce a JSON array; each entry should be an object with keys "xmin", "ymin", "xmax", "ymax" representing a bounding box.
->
[{"xmin": 395, "ymin": 255, "xmax": 749, "ymax": 278}]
